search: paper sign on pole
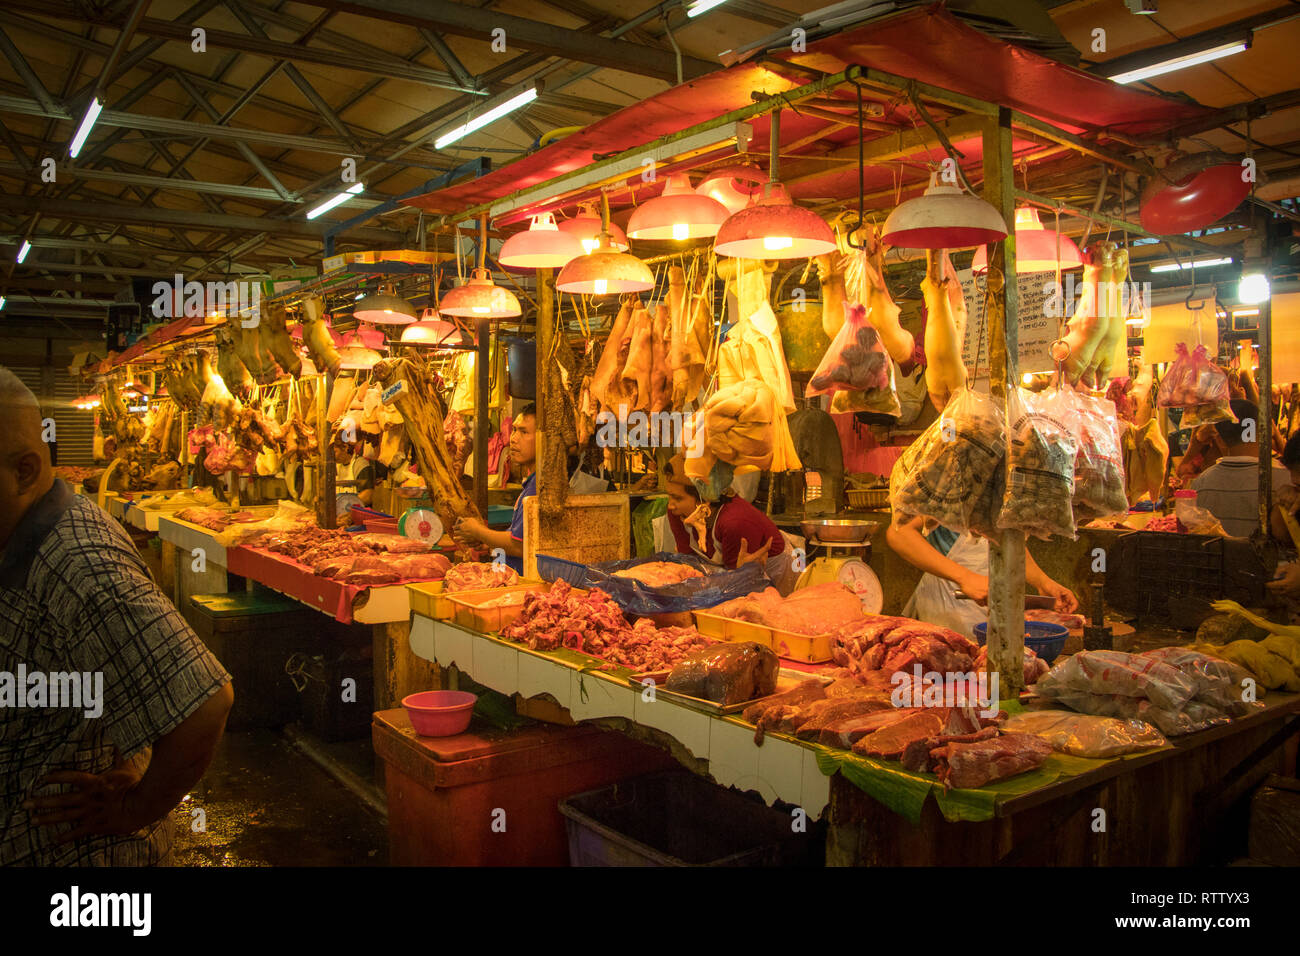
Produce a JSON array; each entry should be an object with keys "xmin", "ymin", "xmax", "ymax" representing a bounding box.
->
[{"xmin": 957, "ymin": 269, "xmax": 1060, "ymax": 382}]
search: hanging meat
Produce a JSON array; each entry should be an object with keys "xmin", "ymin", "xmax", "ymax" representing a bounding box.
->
[
  {"xmin": 618, "ymin": 303, "xmax": 654, "ymax": 414},
  {"xmin": 261, "ymin": 299, "xmax": 302, "ymax": 378},
  {"xmin": 668, "ymin": 266, "xmax": 711, "ymax": 409},
  {"xmin": 650, "ymin": 302, "xmax": 672, "ymax": 414},
  {"xmin": 1061, "ymin": 240, "xmax": 1125, "ymax": 388},
  {"xmin": 372, "ymin": 357, "xmax": 481, "ymax": 530},
  {"xmin": 591, "ymin": 295, "xmax": 637, "ymax": 415},
  {"xmin": 227, "ymin": 315, "xmax": 277, "ymax": 384},
  {"xmin": 213, "ymin": 323, "xmax": 254, "ymax": 397},
  {"xmin": 299, "ymin": 296, "xmax": 341, "ymax": 376},
  {"xmin": 922, "ymin": 248, "xmax": 968, "ymax": 412},
  {"xmin": 860, "ymin": 229, "xmax": 913, "ymax": 364}
]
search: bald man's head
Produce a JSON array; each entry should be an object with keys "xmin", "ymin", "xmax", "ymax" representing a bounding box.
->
[{"xmin": 0, "ymin": 366, "xmax": 54, "ymax": 548}]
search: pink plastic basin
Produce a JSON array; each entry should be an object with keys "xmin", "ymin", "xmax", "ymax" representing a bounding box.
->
[
  {"xmin": 364, "ymin": 517, "xmax": 400, "ymax": 534},
  {"xmin": 402, "ymin": 690, "xmax": 477, "ymax": 737}
]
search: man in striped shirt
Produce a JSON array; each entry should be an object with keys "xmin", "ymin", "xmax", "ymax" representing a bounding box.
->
[
  {"xmin": 0, "ymin": 368, "xmax": 233, "ymax": 865},
  {"xmin": 1191, "ymin": 400, "xmax": 1291, "ymax": 539}
]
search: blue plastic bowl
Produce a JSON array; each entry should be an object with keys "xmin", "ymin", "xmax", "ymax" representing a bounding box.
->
[{"xmin": 973, "ymin": 620, "xmax": 1068, "ymax": 665}]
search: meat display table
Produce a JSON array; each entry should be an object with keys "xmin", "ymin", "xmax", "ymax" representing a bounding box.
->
[
  {"xmin": 157, "ymin": 515, "xmax": 236, "ymax": 606},
  {"xmin": 827, "ymin": 692, "xmax": 1300, "ymax": 866},
  {"xmin": 407, "ymin": 610, "xmax": 1300, "ymax": 863}
]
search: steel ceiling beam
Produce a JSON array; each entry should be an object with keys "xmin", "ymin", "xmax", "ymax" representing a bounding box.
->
[
  {"xmin": 298, "ymin": 0, "xmax": 716, "ymax": 81},
  {"xmin": 0, "ymin": 194, "xmax": 405, "ymax": 242},
  {"xmin": 0, "ymin": 27, "xmax": 59, "ymax": 114},
  {"xmin": 418, "ymin": 28, "xmax": 477, "ymax": 91}
]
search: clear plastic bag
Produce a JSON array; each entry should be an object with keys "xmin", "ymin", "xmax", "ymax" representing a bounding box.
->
[
  {"xmin": 1038, "ymin": 690, "xmax": 1229, "ymax": 737},
  {"xmin": 998, "ymin": 387, "xmax": 1078, "ymax": 540},
  {"xmin": 889, "ymin": 387, "xmax": 1005, "ymax": 537},
  {"xmin": 1067, "ymin": 389, "xmax": 1128, "ymax": 522},
  {"xmin": 1036, "ymin": 649, "xmax": 1197, "ymax": 711},
  {"xmin": 827, "ymin": 353, "xmax": 902, "ymax": 418},
  {"xmin": 1179, "ymin": 401, "xmax": 1236, "ymax": 428},
  {"xmin": 999, "ymin": 709, "xmax": 1168, "ymax": 757},
  {"xmin": 1140, "ymin": 647, "xmax": 1262, "ymax": 715},
  {"xmin": 807, "ymin": 302, "xmax": 891, "ymax": 397},
  {"xmin": 1157, "ymin": 343, "xmax": 1230, "ymax": 409}
]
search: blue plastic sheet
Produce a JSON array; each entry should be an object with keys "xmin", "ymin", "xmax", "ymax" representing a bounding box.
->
[{"xmin": 536, "ymin": 551, "xmax": 768, "ymax": 616}]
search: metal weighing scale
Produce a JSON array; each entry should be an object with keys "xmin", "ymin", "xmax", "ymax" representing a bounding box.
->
[{"xmin": 795, "ymin": 520, "xmax": 884, "ymax": 614}]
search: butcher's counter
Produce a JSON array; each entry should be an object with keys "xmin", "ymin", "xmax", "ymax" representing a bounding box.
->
[
  {"xmin": 405, "ymin": 611, "xmax": 1300, "ymax": 864},
  {"xmin": 156, "ymin": 514, "xmax": 438, "ymax": 711}
]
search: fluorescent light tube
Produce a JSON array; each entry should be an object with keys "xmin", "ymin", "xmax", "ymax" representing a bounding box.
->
[
  {"xmin": 17, "ymin": 240, "xmax": 31, "ymax": 264},
  {"xmin": 0, "ymin": 296, "xmax": 5, "ymax": 310},
  {"xmin": 1148, "ymin": 257, "xmax": 1232, "ymax": 273},
  {"xmin": 434, "ymin": 86, "xmax": 538, "ymax": 150},
  {"xmin": 69, "ymin": 97, "xmax": 103, "ymax": 158},
  {"xmin": 1110, "ymin": 40, "xmax": 1248, "ymax": 84},
  {"xmin": 687, "ymin": 0, "xmax": 729, "ymax": 17},
  {"xmin": 306, "ymin": 182, "xmax": 364, "ymax": 220}
]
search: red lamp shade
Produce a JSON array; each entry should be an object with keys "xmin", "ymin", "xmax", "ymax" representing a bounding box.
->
[
  {"xmin": 558, "ymin": 203, "xmax": 629, "ymax": 254},
  {"xmin": 713, "ymin": 183, "xmax": 835, "ymax": 259},
  {"xmin": 437, "ymin": 268, "xmax": 522, "ymax": 318},
  {"xmin": 555, "ymin": 235, "xmax": 654, "ymax": 295},
  {"xmin": 337, "ymin": 328, "xmax": 385, "ymax": 370},
  {"xmin": 971, "ymin": 207, "xmax": 1083, "ymax": 273},
  {"xmin": 695, "ymin": 164, "xmax": 768, "ymax": 215},
  {"xmin": 627, "ymin": 174, "xmax": 728, "ymax": 241},
  {"xmin": 882, "ymin": 180, "xmax": 1008, "ymax": 250},
  {"xmin": 1139, "ymin": 155, "xmax": 1251, "ymax": 236},
  {"xmin": 499, "ymin": 212, "xmax": 584, "ymax": 268}
]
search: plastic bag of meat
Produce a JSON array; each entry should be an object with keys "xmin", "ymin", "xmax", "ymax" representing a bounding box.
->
[
  {"xmin": 889, "ymin": 387, "xmax": 1005, "ymax": 538},
  {"xmin": 807, "ymin": 302, "xmax": 892, "ymax": 396},
  {"xmin": 999, "ymin": 709, "xmax": 1167, "ymax": 757},
  {"xmin": 1040, "ymin": 690, "xmax": 1230, "ymax": 736},
  {"xmin": 1179, "ymin": 401, "xmax": 1235, "ymax": 428},
  {"xmin": 1139, "ymin": 647, "xmax": 1262, "ymax": 715},
  {"xmin": 996, "ymin": 387, "xmax": 1077, "ymax": 540},
  {"xmin": 665, "ymin": 641, "xmax": 779, "ymax": 705},
  {"xmin": 1035, "ymin": 650, "xmax": 1197, "ymax": 711},
  {"xmin": 1066, "ymin": 389, "xmax": 1128, "ymax": 522},
  {"xmin": 1157, "ymin": 342, "xmax": 1231, "ymax": 410}
]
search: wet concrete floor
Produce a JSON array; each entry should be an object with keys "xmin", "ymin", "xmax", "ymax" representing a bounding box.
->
[{"xmin": 169, "ymin": 727, "xmax": 388, "ymax": 867}]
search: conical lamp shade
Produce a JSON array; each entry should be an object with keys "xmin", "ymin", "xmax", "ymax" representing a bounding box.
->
[
  {"xmin": 558, "ymin": 205, "xmax": 629, "ymax": 253},
  {"xmin": 437, "ymin": 268, "xmax": 522, "ymax": 318},
  {"xmin": 353, "ymin": 289, "xmax": 417, "ymax": 324},
  {"xmin": 627, "ymin": 174, "xmax": 728, "ymax": 241},
  {"xmin": 402, "ymin": 310, "xmax": 459, "ymax": 346},
  {"xmin": 971, "ymin": 207, "xmax": 1083, "ymax": 273},
  {"xmin": 713, "ymin": 182, "xmax": 835, "ymax": 259},
  {"xmin": 882, "ymin": 179, "xmax": 1008, "ymax": 250},
  {"xmin": 499, "ymin": 212, "xmax": 585, "ymax": 268},
  {"xmin": 555, "ymin": 234, "xmax": 654, "ymax": 294},
  {"xmin": 696, "ymin": 164, "xmax": 768, "ymax": 215}
]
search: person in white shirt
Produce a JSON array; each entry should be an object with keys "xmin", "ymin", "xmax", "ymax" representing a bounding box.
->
[{"xmin": 1191, "ymin": 400, "xmax": 1291, "ymax": 538}]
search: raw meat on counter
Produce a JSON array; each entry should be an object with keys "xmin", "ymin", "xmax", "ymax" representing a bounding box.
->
[
  {"xmin": 710, "ymin": 582, "xmax": 865, "ymax": 635},
  {"xmin": 973, "ymin": 644, "xmax": 1050, "ymax": 686},
  {"xmin": 240, "ymin": 527, "xmax": 449, "ymax": 585},
  {"xmin": 831, "ymin": 616, "xmax": 979, "ymax": 680},
  {"xmin": 1024, "ymin": 609, "xmax": 1086, "ymax": 630},
  {"xmin": 900, "ymin": 731, "xmax": 1053, "ymax": 789},
  {"xmin": 175, "ymin": 507, "xmax": 258, "ymax": 531},
  {"xmin": 612, "ymin": 562, "xmax": 705, "ymax": 586},
  {"xmin": 500, "ymin": 580, "xmax": 713, "ymax": 671},
  {"xmin": 665, "ymin": 641, "xmax": 778, "ymax": 705},
  {"xmin": 444, "ymin": 562, "xmax": 519, "ymax": 592}
]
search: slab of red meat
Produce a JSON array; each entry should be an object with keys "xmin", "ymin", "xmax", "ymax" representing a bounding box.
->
[
  {"xmin": 353, "ymin": 532, "xmax": 434, "ymax": 554},
  {"xmin": 940, "ymin": 732, "xmax": 1053, "ymax": 789},
  {"xmin": 852, "ymin": 712, "xmax": 944, "ymax": 759},
  {"xmin": 794, "ymin": 698, "xmax": 893, "ymax": 740},
  {"xmin": 445, "ymin": 562, "xmax": 519, "ymax": 592},
  {"xmin": 818, "ymin": 708, "xmax": 923, "ymax": 749},
  {"xmin": 342, "ymin": 568, "xmax": 401, "ymax": 586},
  {"xmin": 900, "ymin": 726, "xmax": 1000, "ymax": 773}
]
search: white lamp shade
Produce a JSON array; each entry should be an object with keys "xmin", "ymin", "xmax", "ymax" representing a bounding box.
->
[
  {"xmin": 353, "ymin": 290, "xmax": 417, "ymax": 324},
  {"xmin": 437, "ymin": 268, "xmax": 522, "ymax": 318},
  {"xmin": 882, "ymin": 181, "xmax": 1008, "ymax": 250},
  {"xmin": 555, "ymin": 235, "xmax": 654, "ymax": 294},
  {"xmin": 970, "ymin": 207, "xmax": 1083, "ymax": 273},
  {"xmin": 695, "ymin": 164, "xmax": 768, "ymax": 215},
  {"xmin": 559, "ymin": 206, "xmax": 629, "ymax": 253},
  {"xmin": 713, "ymin": 182, "xmax": 835, "ymax": 259},
  {"xmin": 499, "ymin": 212, "xmax": 585, "ymax": 268},
  {"xmin": 627, "ymin": 174, "xmax": 729, "ymax": 241}
]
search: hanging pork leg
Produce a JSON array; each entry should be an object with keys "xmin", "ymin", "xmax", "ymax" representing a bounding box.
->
[
  {"xmin": 300, "ymin": 295, "xmax": 341, "ymax": 376},
  {"xmin": 261, "ymin": 299, "xmax": 302, "ymax": 378}
]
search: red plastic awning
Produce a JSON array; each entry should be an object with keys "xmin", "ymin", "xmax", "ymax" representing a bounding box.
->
[{"xmin": 405, "ymin": 5, "xmax": 1209, "ymax": 221}]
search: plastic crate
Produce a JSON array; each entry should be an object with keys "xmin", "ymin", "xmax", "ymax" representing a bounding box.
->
[
  {"xmin": 559, "ymin": 771, "xmax": 819, "ymax": 866},
  {"xmin": 536, "ymin": 553, "xmax": 591, "ymax": 587}
]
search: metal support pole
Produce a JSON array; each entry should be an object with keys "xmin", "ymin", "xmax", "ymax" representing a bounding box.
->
[
  {"xmin": 473, "ymin": 314, "xmax": 491, "ymax": 520},
  {"xmin": 535, "ymin": 266, "xmax": 566, "ymax": 518},
  {"xmin": 984, "ymin": 107, "xmax": 1027, "ymax": 696},
  {"xmin": 318, "ymin": 370, "xmax": 336, "ymax": 529},
  {"xmin": 1259, "ymin": 289, "xmax": 1273, "ymax": 536}
]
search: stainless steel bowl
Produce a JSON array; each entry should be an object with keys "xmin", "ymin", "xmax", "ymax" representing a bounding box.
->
[{"xmin": 799, "ymin": 519, "xmax": 879, "ymax": 543}]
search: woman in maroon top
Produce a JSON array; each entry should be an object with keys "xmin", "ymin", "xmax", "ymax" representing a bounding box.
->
[{"xmin": 663, "ymin": 456, "xmax": 798, "ymax": 594}]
